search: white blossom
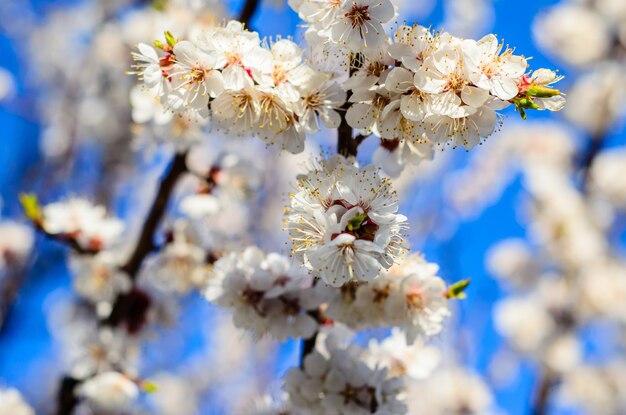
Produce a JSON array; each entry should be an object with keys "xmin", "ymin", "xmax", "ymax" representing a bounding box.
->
[
  {"xmin": 322, "ymin": 254, "xmax": 451, "ymax": 342},
  {"xmin": 286, "ymin": 155, "xmax": 408, "ymax": 286},
  {"xmin": 0, "ymin": 388, "xmax": 35, "ymax": 415},
  {"xmin": 286, "ymin": 341, "xmax": 407, "ymax": 414},
  {"xmin": 41, "ymin": 198, "xmax": 124, "ymax": 251},
  {"xmin": 78, "ymin": 371, "xmax": 139, "ymax": 414},
  {"xmin": 0, "ymin": 221, "xmax": 34, "ymax": 270},
  {"xmin": 206, "ymin": 246, "xmax": 323, "ymax": 340}
]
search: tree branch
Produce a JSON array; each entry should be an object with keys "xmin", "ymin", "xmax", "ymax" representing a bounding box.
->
[
  {"xmin": 55, "ymin": 377, "xmax": 81, "ymax": 415},
  {"xmin": 120, "ymin": 151, "xmax": 188, "ymax": 278},
  {"xmin": 35, "ymin": 226, "xmax": 100, "ymax": 256},
  {"xmin": 337, "ymin": 109, "xmax": 358, "ymax": 157},
  {"xmin": 580, "ymin": 132, "xmax": 606, "ymax": 192},
  {"xmin": 239, "ymin": 0, "xmax": 261, "ymax": 27},
  {"xmin": 531, "ymin": 367, "xmax": 556, "ymax": 415}
]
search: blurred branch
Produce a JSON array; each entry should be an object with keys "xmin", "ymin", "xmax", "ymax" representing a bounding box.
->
[
  {"xmin": 580, "ymin": 132, "xmax": 606, "ymax": 191},
  {"xmin": 531, "ymin": 367, "xmax": 557, "ymax": 415},
  {"xmin": 120, "ymin": 151, "xmax": 188, "ymax": 278},
  {"xmin": 55, "ymin": 377, "xmax": 81, "ymax": 415},
  {"xmin": 35, "ymin": 226, "xmax": 100, "ymax": 256},
  {"xmin": 239, "ymin": 0, "xmax": 261, "ymax": 27}
]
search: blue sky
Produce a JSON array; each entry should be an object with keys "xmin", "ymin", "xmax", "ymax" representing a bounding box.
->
[{"xmin": 0, "ymin": 0, "xmax": 600, "ymax": 413}]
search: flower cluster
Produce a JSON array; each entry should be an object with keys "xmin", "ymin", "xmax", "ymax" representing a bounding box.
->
[
  {"xmin": 286, "ymin": 155, "xmax": 407, "ymax": 287},
  {"xmin": 290, "ymin": 0, "xmax": 396, "ymax": 52},
  {"xmin": 39, "ymin": 198, "xmax": 124, "ymax": 251},
  {"xmin": 132, "ymin": 21, "xmax": 346, "ymax": 154},
  {"xmin": 205, "ymin": 246, "xmax": 324, "ymax": 340},
  {"xmin": 132, "ymin": 14, "xmax": 565, "ymax": 173},
  {"xmin": 322, "ymin": 254, "xmax": 451, "ymax": 343},
  {"xmin": 356, "ymin": 26, "xmax": 565, "ymax": 176},
  {"xmin": 285, "ymin": 341, "xmax": 407, "ymax": 414}
]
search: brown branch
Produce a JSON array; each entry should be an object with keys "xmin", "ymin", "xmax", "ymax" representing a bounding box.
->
[
  {"xmin": 239, "ymin": 0, "xmax": 261, "ymax": 27},
  {"xmin": 337, "ymin": 110, "xmax": 358, "ymax": 157},
  {"xmin": 300, "ymin": 334, "xmax": 318, "ymax": 368},
  {"xmin": 531, "ymin": 367, "xmax": 557, "ymax": 415},
  {"xmin": 55, "ymin": 377, "xmax": 81, "ymax": 415},
  {"xmin": 35, "ymin": 226, "xmax": 100, "ymax": 256},
  {"xmin": 120, "ymin": 151, "xmax": 188, "ymax": 278}
]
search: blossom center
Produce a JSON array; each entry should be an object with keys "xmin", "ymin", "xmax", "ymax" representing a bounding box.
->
[
  {"xmin": 225, "ymin": 52, "xmax": 242, "ymax": 67},
  {"xmin": 406, "ymin": 290, "xmax": 426, "ymax": 310},
  {"xmin": 339, "ymin": 384, "xmax": 379, "ymax": 412},
  {"xmin": 445, "ymin": 71, "xmax": 466, "ymax": 92},
  {"xmin": 272, "ymin": 65, "xmax": 288, "ymax": 85},
  {"xmin": 190, "ymin": 66, "xmax": 206, "ymax": 83},
  {"xmin": 345, "ymin": 4, "xmax": 370, "ymax": 29}
]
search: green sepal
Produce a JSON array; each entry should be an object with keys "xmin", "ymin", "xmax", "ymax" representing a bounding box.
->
[
  {"xmin": 526, "ymin": 85, "xmax": 561, "ymax": 98},
  {"xmin": 142, "ymin": 380, "xmax": 158, "ymax": 393},
  {"xmin": 164, "ymin": 31, "xmax": 176, "ymax": 47},
  {"xmin": 19, "ymin": 193, "xmax": 42, "ymax": 224},
  {"xmin": 152, "ymin": 0, "xmax": 167, "ymax": 11},
  {"xmin": 446, "ymin": 278, "xmax": 471, "ymax": 299}
]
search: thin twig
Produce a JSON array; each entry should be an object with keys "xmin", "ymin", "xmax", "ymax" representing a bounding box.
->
[{"xmin": 35, "ymin": 226, "xmax": 100, "ymax": 256}]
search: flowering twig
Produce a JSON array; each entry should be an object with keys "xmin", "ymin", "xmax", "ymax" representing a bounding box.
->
[
  {"xmin": 35, "ymin": 226, "xmax": 101, "ymax": 256},
  {"xmin": 299, "ymin": 56, "xmax": 364, "ymax": 365}
]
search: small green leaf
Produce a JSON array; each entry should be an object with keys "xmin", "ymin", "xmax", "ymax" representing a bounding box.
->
[
  {"xmin": 526, "ymin": 85, "xmax": 561, "ymax": 98},
  {"xmin": 154, "ymin": 39, "xmax": 165, "ymax": 50},
  {"xmin": 19, "ymin": 193, "xmax": 42, "ymax": 224},
  {"xmin": 347, "ymin": 213, "xmax": 368, "ymax": 232},
  {"xmin": 446, "ymin": 278, "xmax": 471, "ymax": 299},
  {"xmin": 518, "ymin": 107, "xmax": 527, "ymax": 120},
  {"xmin": 164, "ymin": 31, "xmax": 176, "ymax": 47},
  {"xmin": 142, "ymin": 380, "xmax": 158, "ymax": 393},
  {"xmin": 152, "ymin": 0, "xmax": 167, "ymax": 11}
]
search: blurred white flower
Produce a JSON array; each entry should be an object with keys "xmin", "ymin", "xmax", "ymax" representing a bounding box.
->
[
  {"xmin": 533, "ymin": 4, "xmax": 611, "ymax": 67},
  {"xmin": 78, "ymin": 371, "xmax": 139, "ymax": 414},
  {"xmin": 0, "ymin": 388, "xmax": 34, "ymax": 415},
  {"xmin": 206, "ymin": 246, "xmax": 323, "ymax": 340},
  {"xmin": 42, "ymin": 198, "xmax": 124, "ymax": 251}
]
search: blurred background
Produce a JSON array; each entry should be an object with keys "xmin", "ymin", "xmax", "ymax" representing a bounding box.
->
[{"xmin": 1, "ymin": 0, "xmax": 626, "ymax": 413}]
